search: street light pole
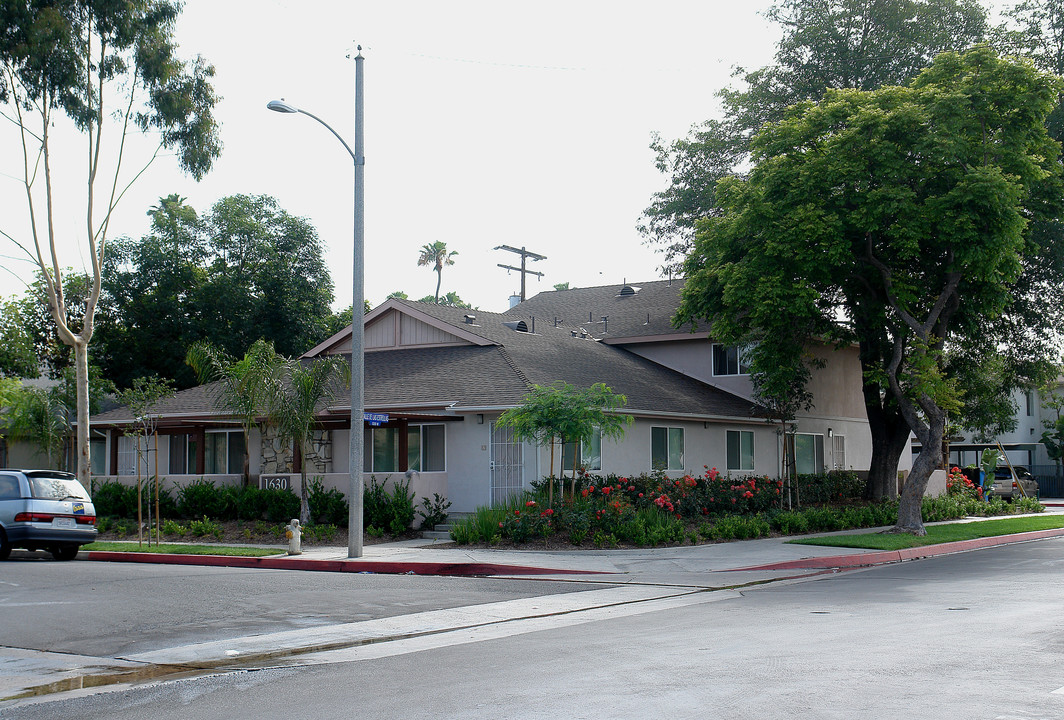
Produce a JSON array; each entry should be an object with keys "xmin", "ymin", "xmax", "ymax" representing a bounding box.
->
[{"xmin": 267, "ymin": 48, "xmax": 365, "ymax": 558}]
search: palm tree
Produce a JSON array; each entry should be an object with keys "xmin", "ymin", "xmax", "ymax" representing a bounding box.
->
[
  {"xmin": 186, "ymin": 339, "xmax": 282, "ymax": 486},
  {"xmin": 417, "ymin": 241, "xmax": 458, "ymax": 304},
  {"xmin": 268, "ymin": 355, "xmax": 349, "ymax": 524}
]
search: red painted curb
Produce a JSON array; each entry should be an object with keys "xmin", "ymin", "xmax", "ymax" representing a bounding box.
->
[
  {"xmin": 729, "ymin": 527, "xmax": 1064, "ymax": 572},
  {"xmin": 83, "ymin": 551, "xmax": 602, "ymax": 577}
]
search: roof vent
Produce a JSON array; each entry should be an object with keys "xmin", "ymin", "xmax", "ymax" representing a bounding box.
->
[
  {"xmin": 464, "ymin": 314, "xmax": 476, "ymax": 325},
  {"xmin": 502, "ymin": 320, "xmax": 529, "ymax": 333},
  {"xmin": 617, "ymin": 284, "xmax": 640, "ymax": 297}
]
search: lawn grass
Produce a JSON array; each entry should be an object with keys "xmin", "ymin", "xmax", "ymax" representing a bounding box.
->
[
  {"xmin": 83, "ymin": 542, "xmax": 282, "ymax": 557},
  {"xmin": 787, "ymin": 514, "xmax": 1064, "ymax": 551}
]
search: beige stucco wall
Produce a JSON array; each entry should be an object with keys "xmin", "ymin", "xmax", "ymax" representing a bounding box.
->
[{"xmin": 621, "ymin": 338, "xmax": 867, "ymax": 420}]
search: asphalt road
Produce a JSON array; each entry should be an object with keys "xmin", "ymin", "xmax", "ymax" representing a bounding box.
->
[
  {"xmin": 4, "ymin": 538, "xmax": 1064, "ymax": 718},
  {"xmin": 0, "ymin": 555, "xmax": 597, "ymax": 657}
]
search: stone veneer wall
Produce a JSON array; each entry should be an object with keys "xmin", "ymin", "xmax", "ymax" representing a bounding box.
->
[{"xmin": 259, "ymin": 425, "xmax": 332, "ymax": 474}]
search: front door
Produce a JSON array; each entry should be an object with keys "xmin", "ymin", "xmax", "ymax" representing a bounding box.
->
[{"xmin": 489, "ymin": 422, "xmax": 523, "ymax": 506}]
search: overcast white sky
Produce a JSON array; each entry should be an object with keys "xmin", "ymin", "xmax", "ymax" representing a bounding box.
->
[{"xmin": 3, "ymin": 0, "xmax": 781, "ymax": 312}]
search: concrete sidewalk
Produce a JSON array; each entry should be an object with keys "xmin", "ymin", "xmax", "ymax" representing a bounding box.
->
[{"xmin": 83, "ymin": 510, "xmax": 1064, "ymax": 588}]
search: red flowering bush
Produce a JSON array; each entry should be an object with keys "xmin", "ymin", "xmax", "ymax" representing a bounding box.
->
[{"xmin": 946, "ymin": 466, "xmax": 982, "ymax": 500}]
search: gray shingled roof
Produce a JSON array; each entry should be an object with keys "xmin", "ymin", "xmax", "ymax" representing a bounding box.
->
[
  {"xmin": 92, "ymin": 280, "xmax": 762, "ymax": 426},
  {"xmin": 388, "ymin": 297, "xmax": 758, "ymax": 419},
  {"xmin": 501, "ymin": 279, "xmax": 700, "ymax": 340}
]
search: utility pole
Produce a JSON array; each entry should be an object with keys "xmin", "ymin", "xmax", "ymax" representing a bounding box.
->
[{"xmin": 494, "ymin": 244, "xmax": 546, "ymax": 301}]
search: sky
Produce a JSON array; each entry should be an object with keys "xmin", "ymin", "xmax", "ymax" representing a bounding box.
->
[{"xmin": 2, "ymin": 0, "xmax": 782, "ymax": 313}]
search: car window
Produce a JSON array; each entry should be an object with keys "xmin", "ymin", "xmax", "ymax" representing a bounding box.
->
[
  {"xmin": 28, "ymin": 476, "xmax": 90, "ymax": 500},
  {"xmin": 0, "ymin": 474, "xmax": 20, "ymax": 499}
]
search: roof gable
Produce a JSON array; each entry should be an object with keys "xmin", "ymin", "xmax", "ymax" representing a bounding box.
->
[{"xmin": 302, "ymin": 298, "xmax": 495, "ymax": 358}]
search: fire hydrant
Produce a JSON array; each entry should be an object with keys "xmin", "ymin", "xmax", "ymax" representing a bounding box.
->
[{"xmin": 285, "ymin": 518, "xmax": 302, "ymax": 555}]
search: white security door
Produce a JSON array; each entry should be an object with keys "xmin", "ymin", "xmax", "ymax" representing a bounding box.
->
[{"xmin": 490, "ymin": 422, "xmax": 523, "ymax": 506}]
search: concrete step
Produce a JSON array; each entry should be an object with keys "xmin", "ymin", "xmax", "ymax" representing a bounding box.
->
[{"xmin": 419, "ymin": 529, "xmax": 453, "ymax": 540}]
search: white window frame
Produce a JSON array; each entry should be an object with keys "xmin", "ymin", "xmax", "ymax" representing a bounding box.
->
[
  {"xmin": 794, "ymin": 433, "xmax": 826, "ymax": 475},
  {"xmin": 711, "ymin": 344, "xmax": 752, "ymax": 377},
  {"xmin": 562, "ymin": 431, "xmax": 602, "ymax": 473},
  {"xmin": 365, "ymin": 424, "xmax": 446, "ymax": 473},
  {"xmin": 651, "ymin": 426, "xmax": 684, "ymax": 471},
  {"xmin": 726, "ymin": 429, "xmax": 755, "ymax": 471}
]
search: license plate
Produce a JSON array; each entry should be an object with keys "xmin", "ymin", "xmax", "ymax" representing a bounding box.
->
[{"xmin": 53, "ymin": 517, "xmax": 76, "ymax": 530}]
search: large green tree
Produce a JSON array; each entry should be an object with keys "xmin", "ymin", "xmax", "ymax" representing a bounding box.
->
[
  {"xmin": 0, "ymin": 0, "xmax": 221, "ymax": 487},
  {"xmin": 679, "ymin": 47, "xmax": 1063, "ymax": 534},
  {"xmin": 0, "ymin": 298, "xmax": 38, "ymax": 379},
  {"xmin": 646, "ymin": 0, "xmax": 998, "ymax": 500},
  {"xmin": 94, "ymin": 194, "xmax": 335, "ymax": 389}
]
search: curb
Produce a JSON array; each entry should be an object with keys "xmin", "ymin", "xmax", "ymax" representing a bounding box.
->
[
  {"xmin": 729, "ymin": 527, "xmax": 1064, "ymax": 571},
  {"xmin": 84, "ymin": 551, "xmax": 603, "ymax": 577}
]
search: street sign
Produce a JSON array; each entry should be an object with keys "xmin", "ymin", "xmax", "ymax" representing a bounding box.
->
[{"xmin": 364, "ymin": 412, "xmax": 389, "ymax": 427}]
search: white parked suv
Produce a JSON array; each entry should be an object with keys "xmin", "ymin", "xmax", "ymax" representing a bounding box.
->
[{"xmin": 0, "ymin": 469, "xmax": 98, "ymax": 560}]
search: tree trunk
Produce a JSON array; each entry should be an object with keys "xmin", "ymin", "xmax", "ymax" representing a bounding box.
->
[
  {"xmin": 859, "ymin": 341, "xmax": 908, "ymax": 500},
  {"xmin": 298, "ymin": 441, "xmax": 310, "ymax": 525},
  {"xmin": 893, "ymin": 412, "xmax": 946, "ymax": 535},
  {"xmin": 74, "ymin": 340, "xmax": 91, "ymax": 488},
  {"xmin": 434, "ymin": 270, "xmax": 442, "ymax": 304},
  {"xmin": 865, "ymin": 412, "xmax": 910, "ymax": 500}
]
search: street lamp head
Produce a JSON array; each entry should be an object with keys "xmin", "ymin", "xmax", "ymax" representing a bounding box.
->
[{"xmin": 267, "ymin": 99, "xmax": 298, "ymax": 114}]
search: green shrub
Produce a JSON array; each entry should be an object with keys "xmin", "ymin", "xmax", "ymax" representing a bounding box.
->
[
  {"xmin": 772, "ymin": 511, "xmax": 810, "ymax": 535},
  {"xmin": 795, "ymin": 471, "xmax": 866, "ymax": 504},
  {"xmin": 308, "ymin": 477, "xmax": 349, "ymax": 527},
  {"xmin": 162, "ymin": 519, "xmax": 186, "ymax": 536},
  {"xmin": 362, "ymin": 476, "xmax": 416, "ymax": 535},
  {"xmin": 234, "ymin": 487, "xmax": 268, "ymax": 521},
  {"xmin": 305, "ymin": 523, "xmax": 338, "ymax": 543},
  {"xmin": 263, "ymin": 488, "xmax": 300, "ymax": 523},
  {"xmin": 418, "ymin": 493, "xmax": 452, "ymax": 530},
  {"xmin": 177, "ymin": 479, "xmax": 224, "ymax": 519},
  {"xmin": 188, "ymin": 515, "xmax": 223, "ymax": 539},
  {"xmin": 1014, "ymin": 497, "xmax": 1045, "ymax": 514},
  {"xmin": 91, "ymin": 480, "xmax": 138, "ymax": 518},
  {"xmin": 363, "ymin": 476, "xmax": 392, "ymax": 530}
]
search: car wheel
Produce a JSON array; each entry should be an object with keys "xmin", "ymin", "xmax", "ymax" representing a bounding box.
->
[
  {"xmin": 50, "ymin": 545, "xmax": 79, "ymax": 561},
  {"xmin": 0, "ymin": 531, "xmax": 10, "ymax": 561}
]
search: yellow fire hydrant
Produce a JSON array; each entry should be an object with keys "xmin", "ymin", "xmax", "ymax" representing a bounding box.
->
[{"xmin": 285, "ymin": 518, "xmax": 302, "ymax": 555}]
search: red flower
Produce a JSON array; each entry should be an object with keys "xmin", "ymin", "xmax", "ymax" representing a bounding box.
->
[
  {"xmin": 526, "ymin": 500, "xmax": 537, "ymax": 507},
  {"xmin": 602, "ymin": 486, "xmax": 612, "ymax": 495},
  {"xmin": 628, "ymin": 486, "xmax": 635, "ymax": 492},
  {"xmin": 743, "ymin": 491, "xmax": 754, "ymax": 499}
]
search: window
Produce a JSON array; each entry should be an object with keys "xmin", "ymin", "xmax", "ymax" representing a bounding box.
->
[
  {"xmin": 407, "ymin": 424, "xmax": 446, "ymax": 472},
  {"xmin": 562, "ymin": 432, "xmax": 602, "ymax": 472},
  {"xmin": 169, "ymin": 434, "xmax": 191, "ymax": 474},
  {"xmin": 651, "ymin": 427, "xmax": 684, "ymax": 471},
  {"xmin": 831, "ymin": 435, "xmax": 846, "ymax": 471},
  {"xmin": 168, "ymin": 432, "xmax": 242, "ymax": 475},
  {"xmin": 712, "ymin": 344, "xmax": 751, "ymax": 376},
  {"xmin": 90, "ymin": 437, "xmax": 106, "ymax": 476},
  {"xmin": 0, "ymin": 473, "xmax": 20, "ymax": 499},
  {"xmin": 726, "ymin": 430, "xmax": 754, "ymax": 471},
  {"xmin": 795, "ymin": 433, "xmax": 825, "ymax": 475},
  {"xmin": 1026, "ymin": 391, "xmax": 1035, "ymax": 416},
  {"xmin": 364, "ymin": 424, "xmax": 445, "ymax": 473},
  {"xmin": 204, "ymin": 431, "xmax": 244, "ymax": 475}
]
